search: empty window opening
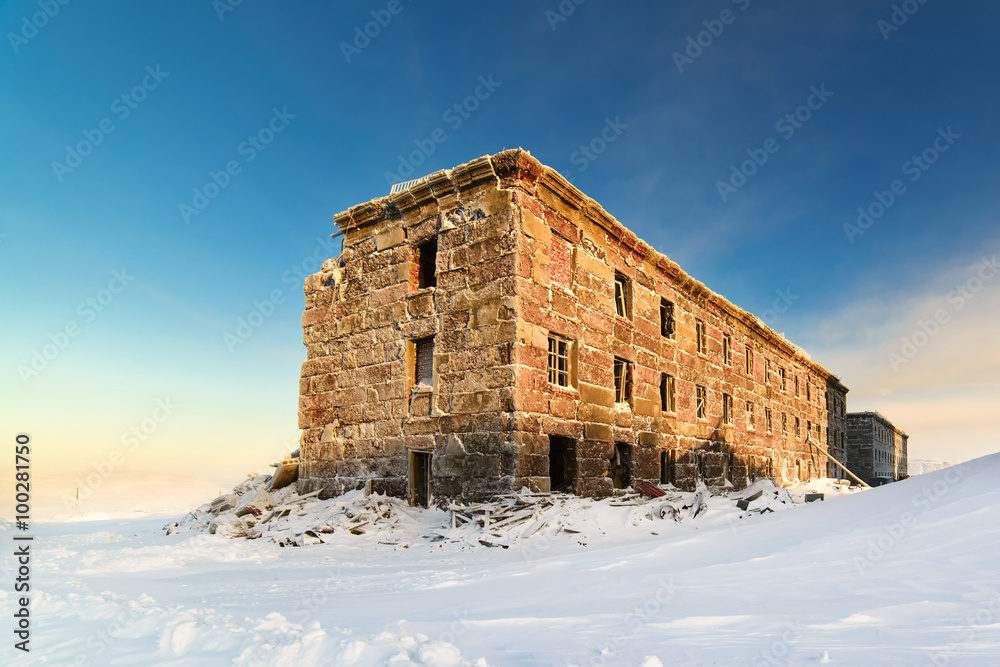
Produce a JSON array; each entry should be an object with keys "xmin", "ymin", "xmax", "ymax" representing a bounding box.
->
[
  {"xmin": 614, "ymin": 273, "xmax": 631, "ymax": 319},
  {"xmin": 660, "ymin": 299, "xmax": 675, "ymax": 338},
  {"xmin": 723, "ymin": 393, "xmax": 733, "ymax": 425},
  {"xmin": 660, "ymin": 373, "xmax": 675, "ymax": 412},
  {"xmin": 695, "ymin": 319, "xmax": 706, "ymax": 354},
  {"xmin": 794, "ymin": 376, "xmax": 800, "ymax": 396},
  {"xmin": 609, "ymin": 442, "xmax": 631, "ymax": 489},
  {"xmin": 723, "ymin": 334, "xmax": 732, "ymax": 365},
  {"xmin": 660, "ymin": 449, "xmax": 677, "ymax": 485},
  {"xmin": 765, "ymin": 407, "xmax": 773, "ymax": 433},
  {"xmin": 779, "ymin": 367, "xmax": 786, "ymax": 390},
  {"xmin": 696, "ymin": 385, "xmax": 707, "ymax": 419},
  {"xmin": 409, "ymin": 451, "xmax": 431, "ymax": 507},
  {"xmin": 614, "ymin": 357, "xmax": 632, "ymax": 403},
  {"xmin": 548, "ymin": 336, "xmax": 571, "ymax": 387},
  {"xmin": 795, "ymin": 417, "xmax": 801, "ymax": 438},
  {"xmin": 806, "ymin": 382, "xmax": 811, "ymax": 402},
  {"xmin": 550, "ymin": 235, "xmax": 572, "ymax": 289},
  {"xmin": 746, "ymin": 401, "xmax": 755, "ymax": 430},
  {"xmin": 724, "ymin": 453, "xmax": 734, "ymax": 485},
  {"xmin": 766, "ymin": 359, "xmax": 772, "ymax": 385},
  {"xmin": 782, "ymin": 412, "xmax": 787, "ymax": 435},
  {"xmin": 416, "ymin": 237, "xmax": 437, "ymax": 289},
  {"xmin": 414, "ymin": 337, "xmax": 435, "ymax": 388},
  {"xmin": 549, "ymin": 436, "xmax": 576, "ymax": 493},
  {"xmin": 745, "ymin": 347, "xmax": 753, "ymax": 375}
]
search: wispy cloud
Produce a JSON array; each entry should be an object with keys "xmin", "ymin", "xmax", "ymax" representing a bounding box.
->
[{"xmin": 805, "ymin": 243, "xmax": 1000, "ymax": 462}]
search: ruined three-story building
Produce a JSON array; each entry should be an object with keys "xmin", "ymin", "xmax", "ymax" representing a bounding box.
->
[{"xmin": 296, "ymin": 150, "xmax": 850, "ymax": 505}]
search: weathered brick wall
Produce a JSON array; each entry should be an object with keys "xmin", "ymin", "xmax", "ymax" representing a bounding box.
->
[
  {"xmin": 298, "ymin": 149, "xmax": 851, "ymax": 503},
  {"xmin": 297, "ymin": 157, "xmax": 521, "ymax": 502},
  {"xmin": 506, "ymin": 154, "xmax": 844, "ymax": 494}
]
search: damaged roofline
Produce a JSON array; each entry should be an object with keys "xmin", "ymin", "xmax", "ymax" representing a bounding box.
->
[{"xmin": 330, "ymin": 148, "xmax": 849, "ymax": 393}]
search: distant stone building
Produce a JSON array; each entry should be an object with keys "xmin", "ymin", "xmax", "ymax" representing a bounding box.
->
[
  {"xmin": 296, "ymin": 150, "xmax": 851, "ymax": 504},
  {"xmin": 846, "ymin": 411, "xmax": 908, "ymax": 484}
]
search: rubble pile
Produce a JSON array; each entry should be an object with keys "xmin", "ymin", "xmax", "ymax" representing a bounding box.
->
[
  {"xmin": 165, "ymin": 464, "xmax": 849, "ymax": 548},
  {"xmin": 432, "ymin": 488, "xmax": 714, "ymax": 548},
  {"xmin": 164, "ymin": 471, "xmax": 423, "ymax": 547}
]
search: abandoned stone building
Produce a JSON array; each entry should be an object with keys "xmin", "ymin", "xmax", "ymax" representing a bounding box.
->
[
  {"xmin": 296, "ymin": 149, "xmax": 852, "ymax": 505},
  {"xmin": 846, "ymin": 411, "xmax": 908, "ymax": 485}
]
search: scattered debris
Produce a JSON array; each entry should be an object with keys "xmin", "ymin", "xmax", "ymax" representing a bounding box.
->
[
  {"xmin": 736, "ymin": 489, "xmax": 763, "ymax": 511},
  {"xmin": 267, "ymin": 457, "xmax": 300, "ymax": 491},
  {"xmin": 685, "ymin": 492, "xmax": 706, "ymax": 520},
  {"xmin": 235, "ymin": 488, "xmax": 274, "ymax": 518},
  {"xmin": 165, "ymin": 472, "xmax": 864, "ymax": 548},
  {"xmin": 635, "ymin": 481, "xmax": 666, "ymax": 499},
  {"xmin": 656, "ymin": 503, "xmax": 679, "ymax": 521}
]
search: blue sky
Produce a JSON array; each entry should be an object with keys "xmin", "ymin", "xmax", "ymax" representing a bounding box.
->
[{"xmin": 2, "ymin": 0, "xmax": 998, "ymax": 492}]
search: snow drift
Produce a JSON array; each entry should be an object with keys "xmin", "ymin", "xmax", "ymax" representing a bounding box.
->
[{"xmin": 9, "ymin": 453, "xmax": 1000, "ymax": 666}]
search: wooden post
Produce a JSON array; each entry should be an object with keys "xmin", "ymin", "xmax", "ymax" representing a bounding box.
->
[{"xmin": 808, "ymin": 438, "xmax": 870, "ymax": 488}]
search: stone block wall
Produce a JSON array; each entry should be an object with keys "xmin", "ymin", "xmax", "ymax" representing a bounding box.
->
[
  {"xmin": 297, "ymin": 149, "xmax": 852, "ymax": 504},
  {"xmin": 297, "ymin": 157, "xmax": 522, "ymax": 503},
  {"xmin": 506, "ymin": 154, "xmax": 846, "ymax": 494},
  {"xmin": 846, "ymin": 412, "xmax": 875, "ymax": 482},
  {"xmin": 826, "ymin": 383, "xmax": 849, "ymax": 479},
  {"xmin": 846, "ymin": 411, "xmax": 908, "ymax": 483}
]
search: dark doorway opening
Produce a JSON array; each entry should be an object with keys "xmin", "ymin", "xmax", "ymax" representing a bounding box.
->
[
  {"xmin": 660, "ymin": 449, "xmax": 676, "ymax": 486},
  {"xmin": 724, "ymin": 453, "xmax": 735, "ymax": 485},
  {"xmin": 611, "ymin": 442, "xmax": 631, "ymax": 489},
  {"xmin": 410, "ymin": 451, "xmax": 431, "ymax": 507},
  {"xmin": 549, "ymin": 436, "xmax": 576, "ymax": 493}
]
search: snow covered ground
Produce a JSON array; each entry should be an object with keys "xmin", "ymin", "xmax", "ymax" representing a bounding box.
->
[{"xmin": 6, "ymin": 454, "xmax": 1000, "ymax": 666}]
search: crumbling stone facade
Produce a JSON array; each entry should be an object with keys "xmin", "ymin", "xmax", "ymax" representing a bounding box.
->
[
  {"xmin": 846, "ymin": 411, "xmax": 909, "ymax": 484},
  {"xmin": 297, "ymin": 150, "xmax": 851, "ymax": 504},
  {"xmin": 826, "ymin": 390, "xmax": 849, "ymax": 480}
]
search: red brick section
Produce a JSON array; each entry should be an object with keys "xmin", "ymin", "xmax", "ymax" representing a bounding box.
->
[
  {"xmin": 296, "ymin": 149, "xmax": 850, "ymax": 504},
  {"xmin": 550, "ymin": 235, "xmax": 571, "ymax": 289}
]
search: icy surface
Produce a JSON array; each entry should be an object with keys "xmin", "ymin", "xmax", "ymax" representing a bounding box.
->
[{"xmin": 6, "ymin": 455, "xmax": 1000, "ymax": 665}]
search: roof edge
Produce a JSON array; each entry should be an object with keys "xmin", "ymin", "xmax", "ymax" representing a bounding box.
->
[{"xmin": 332, "ymin": 149, "xmax": 848, "ymax": 389}]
